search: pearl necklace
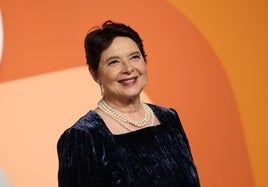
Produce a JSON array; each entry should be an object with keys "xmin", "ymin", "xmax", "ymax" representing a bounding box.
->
[{"xmin": 98, "ymin": 99, "xmax": 155, "ymax": 131}]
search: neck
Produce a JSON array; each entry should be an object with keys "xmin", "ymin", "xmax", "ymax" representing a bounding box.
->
[
  {"xmin": 97, "ymin": 98, "xmax": 155, "ymax": 131},
  {"xmin": 102, "ymin": 96, "xmax": 142, "ymax": 114}
]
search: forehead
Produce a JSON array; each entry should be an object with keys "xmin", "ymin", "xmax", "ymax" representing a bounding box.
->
[{"xmin": 101, "ymin": 37, "xmax": 139, "ymax": 57}]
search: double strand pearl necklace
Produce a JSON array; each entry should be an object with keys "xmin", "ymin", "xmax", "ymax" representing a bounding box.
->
[{"xmin": 98, "ymin": 99, "xmax": 155, "ymax": 131}]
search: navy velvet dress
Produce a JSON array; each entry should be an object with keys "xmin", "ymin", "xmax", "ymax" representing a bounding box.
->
[{"xmin": 57, "ymin": 104, "xmax": 200, "ymax": 187}]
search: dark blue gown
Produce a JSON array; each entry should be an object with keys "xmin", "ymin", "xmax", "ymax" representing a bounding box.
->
[{"xmin": 57, "ymin": 104, "xmax": 200, "ymax": 187}]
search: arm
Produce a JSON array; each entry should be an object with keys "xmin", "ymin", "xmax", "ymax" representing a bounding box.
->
[
  {"xmin": 169, "ymin": 108, "xmax": 201, "ymax": 185},
  {"xmin": 169, "ymin": 108, "xmax": 193, "ymax": 156},
  {"xmin": 57, "ymin": 127, "xmax": 103, "ymax": 187}
]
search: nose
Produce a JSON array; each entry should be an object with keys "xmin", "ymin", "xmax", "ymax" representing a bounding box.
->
[{"xmin": 122, "ymin": 61, "xmax": 134, "ymax": 74}]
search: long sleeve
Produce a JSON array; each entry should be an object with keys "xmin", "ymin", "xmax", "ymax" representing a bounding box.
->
[
  {"xmin": 169, "ymin": 108, "xmax": 200, "ymax": 185},
  {"xmin": 169, "ymin": 108, "xmax": 193, "ymax": 156},
  {"xmin": 57, "ymin": 127, "xmax": 106, "ymax": 187}
]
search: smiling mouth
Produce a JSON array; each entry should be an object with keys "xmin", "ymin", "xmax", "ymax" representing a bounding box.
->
[{"xmin": 118, "ymin": 77, "xmax": 138, "ymax": 86}]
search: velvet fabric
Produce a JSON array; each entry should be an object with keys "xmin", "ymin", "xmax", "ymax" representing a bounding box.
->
[{"xmin": 57, "ymin": 104, "xmax": 200, "ymax": 187}]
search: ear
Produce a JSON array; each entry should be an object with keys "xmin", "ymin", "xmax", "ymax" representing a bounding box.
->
[{"xmin": 88, "ymin": 66, "xmax": 100, "ymax": 84}]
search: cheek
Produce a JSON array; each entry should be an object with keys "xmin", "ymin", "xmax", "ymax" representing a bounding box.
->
[
  {"xmin": 142, "ymin": 65, "xmax": 148, "ymax": 77},
  {"xmin": 98, "ymin": 70, "xmax": 116, "ymax": 82},
  {"xmin": 140, "ymin": 66, "xmax": 148, "ymax": 84},
  {"xmin": 144, "ymin": 71, "xmax": 148, "ymax": 83}
]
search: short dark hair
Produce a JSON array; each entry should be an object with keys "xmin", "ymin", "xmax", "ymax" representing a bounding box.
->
[{"xmin": 84, "ymin": 20, "xmax": 147, "ymax": 72}]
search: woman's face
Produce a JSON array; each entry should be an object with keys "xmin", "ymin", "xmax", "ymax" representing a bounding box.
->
[{"xmin": 94, "ymin": 36, "xmax": 147, "ymax": 101}]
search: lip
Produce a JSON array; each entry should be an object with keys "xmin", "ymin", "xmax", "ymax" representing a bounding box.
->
[{"xmin": 118, "ymin": 76, "xmax": 138, "ymax": 86}]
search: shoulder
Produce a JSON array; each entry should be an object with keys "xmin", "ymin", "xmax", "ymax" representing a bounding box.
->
[
  {"xmin": 147, "ymin": 103, "xmax": 180, "ymax": 120},
  {"xmin": 57, "ymin": 110, "xmax": 103, "ymax": 148},
  {"xmin": 64, "ymin": 110, "xmax": 102, "ymax": 133},
  {"xmin": 147, "ymin": 103, "xmax": 184, "ymax": 134}
]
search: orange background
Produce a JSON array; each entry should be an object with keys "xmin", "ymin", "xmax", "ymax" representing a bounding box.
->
[{"xmin": 0, "ymin": 0, "xmax": 267, "ymax": 186}]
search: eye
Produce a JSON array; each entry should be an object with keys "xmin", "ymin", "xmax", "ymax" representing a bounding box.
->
[
  {"xmin": 108, "ymin": 60, "xmax": 119, "ymax": 66},
  {"xmin": 130, "ymin": 54, "xmax": 141, "ymax": 60}
]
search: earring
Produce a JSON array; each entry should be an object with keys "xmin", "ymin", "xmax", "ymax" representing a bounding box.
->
[{"xmin": 99, "ymin": 84, "xmax": 104, "ymax": 97}]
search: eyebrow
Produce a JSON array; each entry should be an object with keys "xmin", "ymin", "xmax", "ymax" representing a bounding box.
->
[
  {"xmin": 105, "ymin": 51, "xmax": 141, "ymax": 62},
  {"xmin": 129, "ymin": 51, "xmax": 141, "ymax": 56},
  {"xmin": 106, "ymin": 56, "xmax": 119, "ymax": 62}
]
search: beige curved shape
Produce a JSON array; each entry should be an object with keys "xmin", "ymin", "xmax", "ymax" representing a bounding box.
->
[{"xmin": 0, "ymin": 67, "xmax": 151, "ymax": 186}]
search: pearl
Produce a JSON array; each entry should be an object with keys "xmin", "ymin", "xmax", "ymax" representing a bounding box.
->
[{"xmin": 98, "ymin": 99, "xmax": 155, "ymax": 131}]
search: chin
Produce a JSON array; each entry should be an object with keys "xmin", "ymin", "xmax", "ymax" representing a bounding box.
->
[
  {"xmin": 117, "ymin": 85, "xmax": 145, "ymax": 98},
  {"xmin": 121, "ymin": 91, "xmax": 143, "ymax": 99}
]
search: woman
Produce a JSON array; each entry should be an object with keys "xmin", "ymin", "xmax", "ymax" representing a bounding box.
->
[{"xmin": 57, "ymin": 20, "xmax": 200, "ymax": 186}]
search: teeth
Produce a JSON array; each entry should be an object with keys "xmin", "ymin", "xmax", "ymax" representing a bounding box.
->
[
  {"xmin": 121, "ymin": 78, "xmax": 135, "ymax": 83},
  {"xmin": 123, "ymin": 79, "xmax": 134, "ymax": 83}
]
